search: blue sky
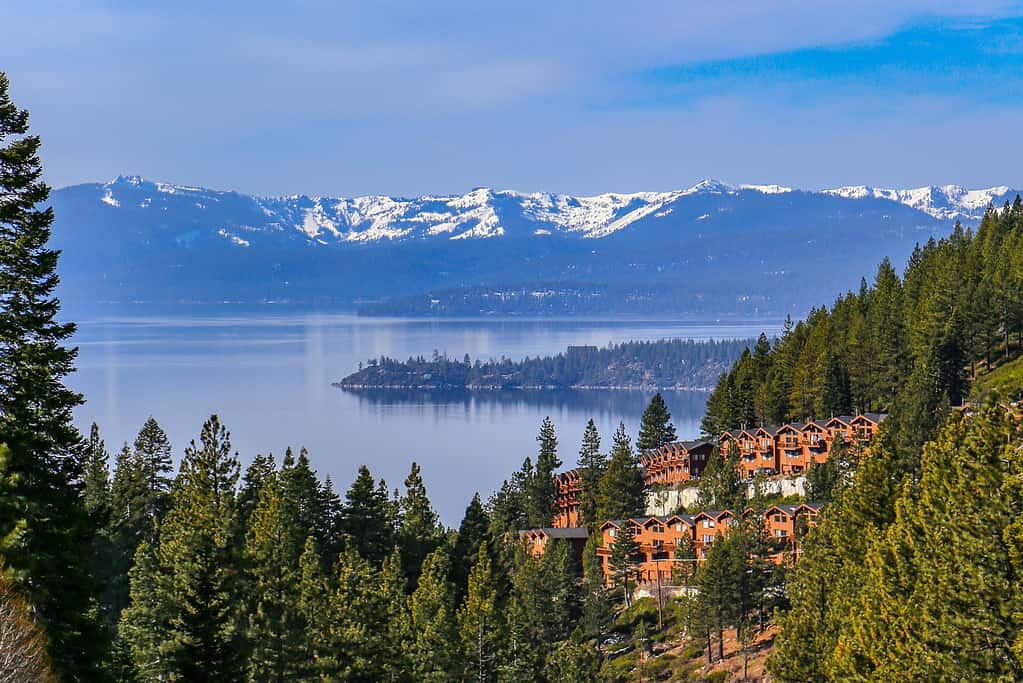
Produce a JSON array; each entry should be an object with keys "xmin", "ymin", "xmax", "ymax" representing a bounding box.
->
[{"xmin": 4, "ymin": 1, "xmax": 1023, "ymax": 196}]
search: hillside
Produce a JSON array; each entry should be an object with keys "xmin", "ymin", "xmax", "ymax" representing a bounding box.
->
[{"xmin": 50, "ymin": 176, "xmax": 1016, "ymax": 317}]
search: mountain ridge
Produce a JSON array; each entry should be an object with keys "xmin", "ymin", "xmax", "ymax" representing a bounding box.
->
[
  {"xmin": 69, "ymin": 175, "xmax": 1017, "ymax": 248},
  {"xmin": 49, "ymin": 175, "xmax": 1019, "ymax": 316}
]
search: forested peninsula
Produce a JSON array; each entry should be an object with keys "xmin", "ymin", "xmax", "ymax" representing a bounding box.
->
[{"xmin": 335, "ymin": 338, "xmax": 752, "ymax": 391}]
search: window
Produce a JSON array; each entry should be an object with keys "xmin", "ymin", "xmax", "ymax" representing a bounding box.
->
[
  {"xmin": 774, "ymin": 529, "xmax": 788, "ymax": 538},
  {"xmin": 608, "ymin": 528, "xmax": 617, "ymax": 538},
  {"xmin": 705, "ymin": 520, "xmax": 715, "ymax": 528}
]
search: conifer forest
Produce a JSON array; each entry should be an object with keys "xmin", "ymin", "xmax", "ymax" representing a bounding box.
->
[{"xmin": 5, "ymin": 27, "xmax": 1023, "ymax": 681}]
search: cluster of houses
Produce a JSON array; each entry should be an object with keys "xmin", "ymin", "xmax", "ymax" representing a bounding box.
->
[{"xmin": 525, "ymin": 413, "xmax": 885, "ymax": 588}]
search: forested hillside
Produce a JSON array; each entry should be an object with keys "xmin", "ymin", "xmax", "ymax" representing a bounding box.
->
[
  {"xmin": 702, "ymin": 203, "xmax": 1023, "ymax": 453},
  {"xmin": 337, "ymin": 338, "xmax": 751, "ymax": 391},
  {"xmin": 755, "ymin": 203, "xmax": 1023, "ymax": 678}
]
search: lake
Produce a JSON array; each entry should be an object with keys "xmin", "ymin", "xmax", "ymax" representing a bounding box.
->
[{"xmin": 70, "ymin": 308, "xmax": 780, "ymax": 524}]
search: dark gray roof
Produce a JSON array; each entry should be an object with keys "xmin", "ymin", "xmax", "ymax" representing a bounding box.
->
[
  {"xmin": 682, "ymin": 440, "xmax": 712, "ymax": 450},
  {"xmin": 526, "ymin": 527, "xmax": 590, "ymax": 539}
]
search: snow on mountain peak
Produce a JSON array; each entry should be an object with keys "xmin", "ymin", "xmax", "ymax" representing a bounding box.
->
[
  {"xmin": 822, "ymin": 184, "xmax": 1014, "ymax": 220},
  {"xmin": 86, "ymin": 176, "xmax": 1017, "ymax": 247}
]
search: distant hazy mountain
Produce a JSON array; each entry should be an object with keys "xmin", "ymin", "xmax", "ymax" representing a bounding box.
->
[{"xmin": 51, "ymin": 176, "xmax": 1018, "ymax": 316}]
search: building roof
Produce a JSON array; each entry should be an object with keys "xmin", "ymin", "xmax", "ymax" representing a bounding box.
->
[{"xmin": 519, "ymin": 527, "xmax": 590, "ymax": 539}]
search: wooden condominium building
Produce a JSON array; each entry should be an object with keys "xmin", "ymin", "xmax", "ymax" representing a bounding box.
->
[
  {"xmin": 639, "ymin": 440, "xmax": 715, "ymax": 487},
  {"xmin": 550, "ymin": 440, "xmax": 715, "ymax": 529},
  {"xmin": 518, "ymin": 527, "xmax": 590, "ymax": 561},
  {"xmin": 720, "ymin": 412, "xmax": 886, "ymax": 478},
  {"xmin": 594, "ymin": 503, "xmax": 821, "ymax": 588}
]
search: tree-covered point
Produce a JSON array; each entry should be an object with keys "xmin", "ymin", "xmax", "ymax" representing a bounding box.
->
[{"xmin": 336, "ymin": 337, "xmax": 753, "ymax": 391}]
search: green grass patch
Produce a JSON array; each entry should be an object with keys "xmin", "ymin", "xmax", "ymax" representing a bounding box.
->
[{"xmin": 971, "ymin": 355, "xmax": 1023, "ymax": 401}]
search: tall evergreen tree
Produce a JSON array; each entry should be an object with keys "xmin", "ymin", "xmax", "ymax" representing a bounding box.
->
[
  {"xmin": 528, "ymin": 417, "xmax": 561, "ymax": 528},
  {"xmin": 398, "ymin": 461, "xmax": 443, "ymax": 587},
  {"xmin": 83, "ymin": 422, "xmax": 111, "ymax": 517},
  {"xmin": 244, "ymin": 472, "xmax": 305, "ymax": 682},
  {"xmin": 340, "ymin": 464, "xmax": 395, "ymax": 566},
  {"xmin": 608, "ymin": 524, "xmax": 642, "ymax": 607},
  {"xmin": 404, "ymin": 549, "xmax": 461, "ymax": 682},
  {"xmin": 452, "ymin": 492, "xmax": 490, "ymax": 602},
  {"xmin": 378, "ymin": 548, "xmax": 411, "ymax": 681},
  {"xmin": 280, "ymin": 447, "xmax": 328, "ymax": 560},
  {"xmin": 576, "ymin": 419, "xmax": 606, "ymax": 529},
  {"xmin": 319, "ymin": 546, "xmax": 389, "ymax": 681},
  {"xmin": 458, "ymin": 543, "xmax": 503, "ymax": 683},
  {"xmin": 296, "ymin": 537, "xmax": 329, "ymax": 679},
  {"xmin": 697, "ymin": 441, "xmax": 744, "ymax": 511},
  {"xmin": 637, "ymin": 393, "xmax": 677, "ymax": 451},
  {"xmin": 597, "ymin": 422, "xmax": 645, "ymax": 522},
  {"xmin": 0, "ymin": 71, "xmax": 107, "ymax": 677},
  {"xmin": 122, "ymin": 415, "xmax": 244, "ymax": 681},
  {"xmin": 134, "ymin": 416, "xmax": 174, "ymax": 525},
  {"xmin": 580, "ymin": 534, "xmax": 612, "ymax": 645}
]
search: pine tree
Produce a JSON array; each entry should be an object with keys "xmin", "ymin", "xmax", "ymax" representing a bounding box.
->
[
  {"xmin": 528, "ymin": 417, "xmax": 561, "ymax": 528},
  {"xmin": 697, "ymin": 441, "xmax": 744, "ymax": 511},
  {"xmin": 580, "ymin": 534, "xmax": 612, "ymax": 644},
  {"xmin": 0, "ymin": 71, "xmax": 106, "ymax": 677},
  {"xmin": 804, "ymin": 435, "xmax": 846, "ymax": 503},
  {"xmin": 695, "ymin": 528, "xmax": 743, "ymax": 661},
  {"xmin": 503, "ymin": 540, "xmax": 580, "ymax": 680},
  {"xmin": 398, "ymin": 461, "xmax": 443, "ymax": 587},
  {"xmin": 405, "ymin": 549, "xmax": 461, "ymax": 682},
  {"xmin": 233, "ymin": 451, "xmax": 276, "ymax": 562},
  {"xmin": 83, "ymin": 423, "xmax": 117, "ymax": 627},
  {"xmin": 123, "ymin": 415, "xmax": 244, "ymax": 681},
  {"xmin": 543, "ymin": 629, "xmax": 602, "ymax": 682},
  {"xmin": 280, "ymin": 447, "xmax": 328, "ymax": 560},
  {"xmin": 576, "ymin": 419, "xmax": 606, "ymax": 529},
  {"xmin": 452, "ymin": 492, "xmax": 490, "ymax": 602},
  {"xmin": 319, "ymin": 546, "xmax": 388, "ymax": 681},
  {"xmin": 134, "ymin": 416, "xmax": 174, "ymax": 526},
  {"xmin": 83, "ymin": 422, "xmax": 111, "ymax": 517},
  {"xmin": 119, "ymin": 540, "xmax": 168, "ymax": 680},
  {"xmin": 609, "ymin": 524, "xmax": 642, "ymax": 607},
  {"xmin": 244, "ymin": 471, "xmax": 305, "ymax": 682},
  {"xmin": 827, "ymin": 400, "xmax": 1023, "ymax": 680},
  {"xmin": 816, "ymin": 352, "xmax": 852, "ymax": 417},
  {"xmin": 296, "ymin": 537, "xmax": 328, "ymax": 679},
  {"xmin": 637, "ymin": 393, "xmax": 677, "ymax": 451},
  {"xmin": 458, "ymin": 543, "xmax": 503, "ymax": 682},
  {"xmin": 341, "ymin": 464, "xmax": 396, "ymax": 566},
  {"xmin": 378, "ymin": 548, "xmax": 411, "ymax": 681},
  {"xmin": 597, "ymin": 422, "xmax": 646, "ymax": 522}
]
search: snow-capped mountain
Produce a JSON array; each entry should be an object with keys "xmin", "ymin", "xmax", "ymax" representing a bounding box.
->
[
  {"xmin": 49, "ymin": 176, "xmax": 1018, "ymax": 316},
  {"xmin": 821, "ymin": 184, "xmax": 1014, "ymax": 222},
  {"xmin": 65, "ymin": 176, "xmax": 1015, "ymax": 250}
]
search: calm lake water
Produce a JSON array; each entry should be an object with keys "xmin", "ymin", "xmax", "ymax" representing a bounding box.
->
[{"xmin": 70, "ymin": 309, "xmax": 780, "ymax": 524}]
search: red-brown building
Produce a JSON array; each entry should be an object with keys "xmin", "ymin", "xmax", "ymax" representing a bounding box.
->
[
  {"xmin": 594, "ymin": 503, "xmax": 822, "ymax": 588},
  {"xmin": 640, "ymin": 440, "xmax": 715, "ymax": 487},
  {"xmin": 552, "ymin": 469, "xmax": 582, "ymax": 528},
  {"xmin": 721, "ymin": 413, "xmax": 886, "ymax": 476},
  {"xmin": 518, "ymin": 526, "xmax": 590, "ymax": 560}
]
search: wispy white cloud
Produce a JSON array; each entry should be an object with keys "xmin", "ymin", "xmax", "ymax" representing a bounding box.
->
[{"xmin": 2, "ymin": 1, "xmax": 1022, "ymax": 193}]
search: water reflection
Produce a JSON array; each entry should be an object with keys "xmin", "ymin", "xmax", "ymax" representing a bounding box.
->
[{"xmin": 70, "ymin": 309, "xmax": 774, "ymax": 524}]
